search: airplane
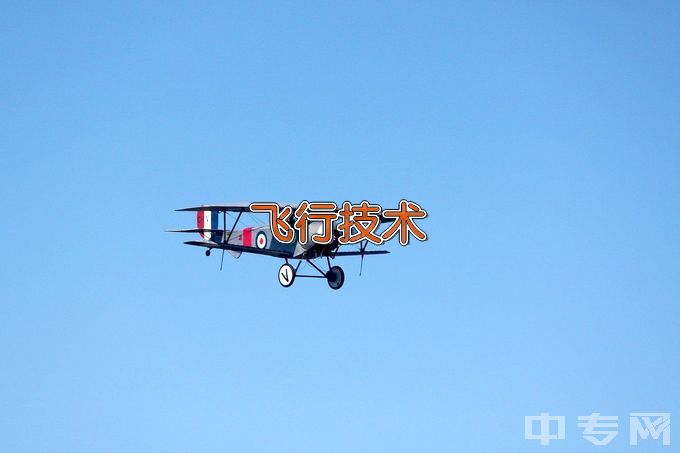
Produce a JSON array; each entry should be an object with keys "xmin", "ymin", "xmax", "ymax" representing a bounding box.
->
[{"xmin": 167, "ymin": 203, "xmax": 390, "ymax": 289}]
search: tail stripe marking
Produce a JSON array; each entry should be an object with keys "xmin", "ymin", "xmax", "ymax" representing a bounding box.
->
[{"xmin": 243, "ymin": 227, "xmax": 253, "ymax": 247}]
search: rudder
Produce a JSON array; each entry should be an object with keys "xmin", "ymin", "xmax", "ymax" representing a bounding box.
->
[{"xmin": 197, "ymin": 210, "xmax": 219, "ymax": 240}]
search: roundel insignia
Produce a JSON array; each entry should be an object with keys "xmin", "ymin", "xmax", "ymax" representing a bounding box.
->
[{"xmin": 256, "ymin": 231, "xmax": 267, "ymax": 249}]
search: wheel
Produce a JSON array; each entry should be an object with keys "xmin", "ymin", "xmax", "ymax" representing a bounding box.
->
[
  {"xmin": 205, "ymin": 249, "xmax": 211, "ymax": 256},
  {"xmin": 278, "ymin": 263, "xmax": 296, "ymax": 288},
  {"xmin": 326, "ymin": 265, "xmax": 345, "ymax": 290}
]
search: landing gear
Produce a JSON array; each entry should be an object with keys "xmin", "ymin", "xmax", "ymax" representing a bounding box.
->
[
  {"xmin": 278, "ymin": 263, "xmax": 296, "ymax": 288},
  {"xmin": 279, "ymin": 257, "xmax": 345, "ymax": 289},
  {"xmin": 205, "ymin": 249, "xmax": 211, "ymax": 256},
  {"xmin": 326, "ymin": 265, "xmax": 345, "ymax": 290}
]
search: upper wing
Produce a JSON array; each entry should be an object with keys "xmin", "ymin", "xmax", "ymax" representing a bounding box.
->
[
  {"xmin": 183, "ymin": 240, "xmax": 293, "ymax": 259},
  {"xmin": 176, "ymin": 203, "xmax": 299, "ymax": 213},
  {"xmin": 175, "ymin": 202, "xmax": 396, "ymax": 223},
  {"xmin": 176, "ymin": 203, "xmax": 252, "ymax": 212},
  {"xmin": 166, "ymin": 228, "xmax": 232, "ymax": 234}
]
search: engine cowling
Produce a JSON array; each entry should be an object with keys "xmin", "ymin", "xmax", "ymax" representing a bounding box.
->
[{"xmin": 300, "ymin": 221, "xmax": 325, "ymax": 249}]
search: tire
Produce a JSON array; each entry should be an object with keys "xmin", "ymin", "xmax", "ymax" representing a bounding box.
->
[
  {"xmin": 326, "ymin": 265, "xmax": 345, "ymax": 290},
  {"xmin": 278, "ymin": 263, "xmax": 296, "ymax": 288}
]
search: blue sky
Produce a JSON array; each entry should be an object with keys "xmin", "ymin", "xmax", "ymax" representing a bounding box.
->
[{"xmin": 1, "ymin": 2, "xmax": 678, "ymax": 452}]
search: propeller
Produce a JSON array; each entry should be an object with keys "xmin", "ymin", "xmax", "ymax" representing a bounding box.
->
[
  {"xmin": 221, "ymin": 211, "xmax": 227, "ymax": 271},
  {"xmin": 359, "ymin": 241, "xmax": 367, "ymax": 276}
]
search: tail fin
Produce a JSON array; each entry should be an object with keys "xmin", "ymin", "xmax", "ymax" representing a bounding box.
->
[{"xmin": 197, "ymin": 210, "xmax": 219, "ymax": 241}]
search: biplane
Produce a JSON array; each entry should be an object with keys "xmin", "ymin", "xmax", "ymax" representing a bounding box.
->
[{"xmin": 167, "ymin": 203, "xmax": 390, "ymax": 289}]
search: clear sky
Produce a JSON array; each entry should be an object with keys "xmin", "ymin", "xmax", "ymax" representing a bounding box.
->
[{"xmin": 1, "ymin": 2, "xmax": 678, "ymax": 452}]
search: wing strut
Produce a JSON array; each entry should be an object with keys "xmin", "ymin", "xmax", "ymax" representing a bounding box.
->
[
  {"xmin": 221, "ymin": 210, "xmax": 242, "ymax": 271},
  {"xmin": 225, "ymin": 211, "xmax": 241, "ymax": 244}
]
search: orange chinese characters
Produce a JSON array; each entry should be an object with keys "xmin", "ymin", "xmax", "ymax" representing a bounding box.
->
[
  {"xmin": 295, "ymin": 201, "xmax": 338, "ymax": 244},
  {"xmin": 381, "ymin": 200, "xmax": 428, "ymax": 245},
  {"xmin": 249, "ymin": 202, "xmax": 294, "ymax": 243},
  {"xmin": 338, "ymin": 201, "xmax": 383, "ymax": 245}
]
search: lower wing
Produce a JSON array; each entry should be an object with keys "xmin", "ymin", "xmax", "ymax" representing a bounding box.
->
[
  {"xmin": 183, "ymin": 240, "xmax": 293, "ymax": 259},
  {"xmin": 333, "ymin": 250, "xmax": 389, "ymax": 256}
]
